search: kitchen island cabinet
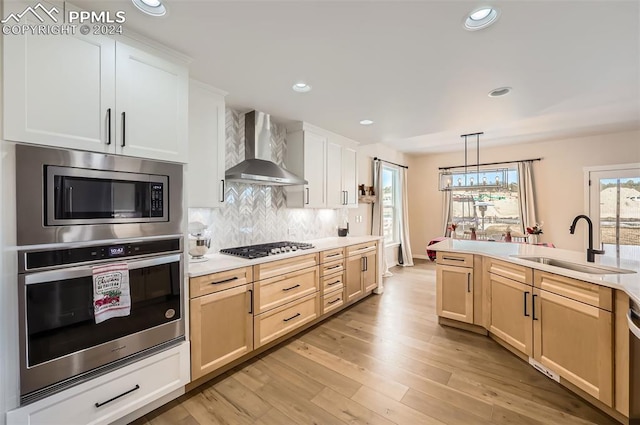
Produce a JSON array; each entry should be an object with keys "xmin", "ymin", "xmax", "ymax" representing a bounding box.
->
[{"xmin": 431, "ymin": 239, "xmax": 635, "ymax": 421}]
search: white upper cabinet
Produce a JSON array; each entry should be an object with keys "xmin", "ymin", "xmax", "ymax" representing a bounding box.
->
[
  {"xmin": 3, "ymin": 16, "xmax": 115, "ymax": 153},
  {"xmin": 285, "ymin": 123, "xmax": 358, "ymax": 209},
  {"xmin": 3, "ymin": 4, "xmax": 189, "ymax": 163},
  {"xmin": 188, "ymin": 80, "xmax": 226, "ymax": 208},
  {"xmin": 341, "ymin": 145, "xmax": 358, "ymax": 208},
  {"xmin": 115, "ymin": 43, "xmax": 188, "ymax": 162},
  {"xmin": 286, "ymin": 129, "xmax": 327, "ymax": 208}
]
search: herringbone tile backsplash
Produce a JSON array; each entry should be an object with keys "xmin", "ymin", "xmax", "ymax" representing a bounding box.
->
[{"xmin": 189, "ymin": 108, "xmax": 339, "ymax": 252}]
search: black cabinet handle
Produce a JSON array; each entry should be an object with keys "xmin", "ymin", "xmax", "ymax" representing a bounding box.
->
[
  {"xmin": 95, "ymin": 384, "xmax": 140, "ymax": 408},
  {"xmin": 346, "ymin": 191, "xmax": 349, "ymax": 205},
  {"xmin": 106, "ymin": 108, "xmax": 112, "ymax": 145},
  {"xmin": 121, "ymin": 112, "xmax": 126, "ymax": 147},
  {"xmin": 467, "ymin": 274, "xmax": 471, "ymax": 293},
  {"xmin": 305, "ymin": 188, "xmax": 310, "ymax": 205},
  {"xmin": 282, "ymin": 284, "xmax": 301, "ymax": 292},
  {"xmin": 248, "ymin": 289, "xmax": 253, "ymax": 314},
  {"xmin": 524, "ymin": 291, "xmax": 530, "ymax": 317},
  {"xmin": 211, "ymin": 276, "xmax": 238, "ymax": 285},
  {"xmin": 361, "ymin": 257, "xmax": 366, "ymax": 272},
  {"xmin": 328, "ymin": 298, "xmax": 342, "ymax": 305},
  {"xmin": 442, "ymin": 256, "xmax": 465, "ymax": 262},
  {"xmin": 532, "ymin": 294, "xmax": 538, "ymax": 321},
  {"xmin": 364, "ymin": 256, "xmax": 368, "ymax": 271},
  {"xmin": 326, "ymin": 265, "xmax": 341, "ymax": 271},
  {"xmin": 219, "ymin": 180, "xmax": 225, "ymax": 203},
  {"xmin": 283, "ymin": 312, "xmax": 301, "ymax": 322},
  {"xmin": 327, "ymin": 280, "xmax": 341, "ymax": 286}
]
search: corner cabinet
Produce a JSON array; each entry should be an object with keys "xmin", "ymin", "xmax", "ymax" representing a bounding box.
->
[
  {"xmin": 285, "ymin": 122, "xmax": 359, "ymax": 209},
  {"xmin": 189, "ymin": 267, "xmax": 254, "ymax": 380},
  {"xmin": 187, "ymin": 81, "xmax": 227, "ymax": 208},
  {"xmin": 285, "ymin": 129, "xmax": 327, "ymax": 208},
  {"xmin": 3, "ymin": 10, "xmax": 189, "ymax": 163},
  {"xmin": 345, "ymin": 241, "xmax": 378, "ymax": 302}
]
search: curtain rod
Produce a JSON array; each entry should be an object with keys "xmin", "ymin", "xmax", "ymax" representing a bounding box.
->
[
  {"xmin": 374, "ymin": 157, "xmax": 408, "ymax": 169},
  {"xmin": 438, "ymin": 157, "xmax": 542, "ymax": 170}
]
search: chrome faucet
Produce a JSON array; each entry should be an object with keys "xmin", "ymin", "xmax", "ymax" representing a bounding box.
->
[{"xmin": 569, "ymin": 215, "xmax": 605, "ymax": 262}]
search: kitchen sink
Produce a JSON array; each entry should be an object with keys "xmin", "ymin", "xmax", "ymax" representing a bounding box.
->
[{"xmin": 511, "ymin": 256, "xmax": 636, "ymax": 275}]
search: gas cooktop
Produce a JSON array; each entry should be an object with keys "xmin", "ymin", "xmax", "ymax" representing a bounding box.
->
[{"xmin": 219, "ymin": 241, "xmax": 315, "ymax": 259}]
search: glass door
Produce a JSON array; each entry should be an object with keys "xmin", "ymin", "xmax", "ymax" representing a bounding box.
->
[{"xmin": 588, "ymin": 166, "xmax": 640, "ymax": 259}]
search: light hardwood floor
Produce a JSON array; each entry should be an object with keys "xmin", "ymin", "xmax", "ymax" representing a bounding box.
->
[{"xmin": 131, "ymin": 260, "xmax": 619, "ymax": 425}]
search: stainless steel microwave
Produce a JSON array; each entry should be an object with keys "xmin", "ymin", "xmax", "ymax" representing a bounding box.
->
[{"xmin": 16, "ymin": 145, "xmax": 183, "ymax": 246}]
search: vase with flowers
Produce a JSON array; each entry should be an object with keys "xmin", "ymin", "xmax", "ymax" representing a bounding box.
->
[
  {"xmin": 448, "ymin": 223, "xmax": 457, "ymax": 239},
  {"xmin": 526, "ymin": 222, "xmax": 543, "ymax": 245}
]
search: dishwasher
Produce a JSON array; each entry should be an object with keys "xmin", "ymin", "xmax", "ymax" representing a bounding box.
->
[{"xmin": 629, "ymin": 299, "xmax": 640, "ymax": 423}]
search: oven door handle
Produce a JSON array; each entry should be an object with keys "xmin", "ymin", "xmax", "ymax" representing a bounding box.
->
[{"xmin": 24, "ymin": 254, "xmax": 181, "ymax": 285}]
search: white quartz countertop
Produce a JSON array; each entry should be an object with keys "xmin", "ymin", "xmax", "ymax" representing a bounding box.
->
[
  {"xmin": 428, "ymin": 239, "xmax": 640, "ymax": 306},
  {"xmin": 187, "ymin": 236, "xmax": 382, "ymax": 277}
]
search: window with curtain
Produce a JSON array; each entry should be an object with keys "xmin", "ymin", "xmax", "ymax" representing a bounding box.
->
[
  {"xmin": 382, "ymin": 165, "xmax": 400, "ymax": 244},
  {"xmin": 448, "ymin": 167, "xmax": 522, "ymax": 238}
]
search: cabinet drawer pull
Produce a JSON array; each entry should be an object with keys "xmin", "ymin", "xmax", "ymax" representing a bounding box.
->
[
  {"xmin": 524, "ymin": 291, "xmax": 530, "ymax": 317},
  {"xmin": 442, "ymin": 256, "xmax": 465, "ymax": 262},
  {"xmin": 283, "ymin": 312, "xmax": 301, "ymax": 322},
  {"xmin": 282, "ymin": 284, "xmax": 301, "ymax": 292},
  {"xmin": 326, "ymin": 252, "xmax": 341, "ymax": 258},
  {"xmin": 532, "ymin": 294, "xmax": 538, "ymax": 321},
  {"xmin": 106, "ymin": 108, "xmax": 111, "ymax": 145},
  {"xmin": 328, "ymin": 297, "xmax": 342, "ymax": 305},
  {"xmin": 327, "ymin": 280, "xmax": 341, "ymax": 286},
  {"xmin": 325, "ymin": 265, "xmax": 342, "ymax": 271},
  {"xmin": 95, "ymin": 384, "xmax": 140, "ymax": 408},
  {"xmin": 211, "ymin": 276, "xmax": 239, "ymax": 285}
]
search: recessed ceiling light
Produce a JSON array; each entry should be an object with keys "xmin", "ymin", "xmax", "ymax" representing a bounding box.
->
[
  {"xmin": 464, "ymin": 6, "xmax": 500, "ymax": 31},
  {"xmin": 292, "ymin": 82, "xmax": 312, "ymax": 93},
  {"xmin": 359, "ymin": 119, "xmax": 374, "ymax": 126},
  {"xmin": 132, "ymin": 0, "xmax": 166, "ymax": 16},
  {"xmin": 488, "ymin": 87, "xmax": 512, "ymax": 97}
]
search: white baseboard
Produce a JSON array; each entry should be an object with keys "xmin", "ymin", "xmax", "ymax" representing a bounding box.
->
[{"xmin": 413, "ymin": 254, "xmax": 430, "ymax": 260}]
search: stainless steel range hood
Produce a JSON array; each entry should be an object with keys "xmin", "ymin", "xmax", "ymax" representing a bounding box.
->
[{"xmin": 225, "ymin": 111, "xmax": 307, "ymax": 186}]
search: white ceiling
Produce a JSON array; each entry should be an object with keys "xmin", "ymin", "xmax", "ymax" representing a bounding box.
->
[{"xmin": 75, "ymin": 0, "xmax": 640, "ymax": 153}]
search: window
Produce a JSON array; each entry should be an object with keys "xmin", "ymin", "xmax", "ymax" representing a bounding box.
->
[
  {"xmin": 449, "ymin": 168, "xmax": 521, "ymax": 238},
  {"xmin": 382, "ymin": 166, "xmax": 400, "ymax": 244},
  {"xmin": 587, "ymin": 165, "xmax": 640, "ymax": 259}
]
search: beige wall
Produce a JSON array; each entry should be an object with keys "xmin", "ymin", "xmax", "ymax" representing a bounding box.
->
[{"xmin": 408, "ymin": 130, "xmax": 640, "ymax": 257}]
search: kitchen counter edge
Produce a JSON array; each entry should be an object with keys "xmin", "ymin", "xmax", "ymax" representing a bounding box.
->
[
  {"xmin": 187, "ymin": 236, "xmax": 383, "ymax": 277},
  {"xmin": 428, "ymin": 239, "xmax": 640, "ymax": 306}
]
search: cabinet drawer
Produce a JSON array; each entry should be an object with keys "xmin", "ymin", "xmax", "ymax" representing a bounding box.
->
[
  {"xmin": 190, "ymin": 267, "xmax": 253, "ymax": 298},
  {"xmin": 437, "ymin": 251, "xmax": 474, "ymax": 268},
  {"xmin": 321, "ymin": 258, "xmax": 344, "ymax": 277},
  {"xmin": 534, "ymin": 270, "xmax": 613, "ymax": 311},
  {"xmin": 7, "ymin": 344, "xmax": 189, "ymax": 425},
  {"xmin": 322, "ymin": 272, "xmax": 344, "ymax": 293},
  {"xmin": 320, "ymin": 247, "xmax": 345, "ymax": 263},
  {"xmin": 254, "ymin": 293, "xmax": 319, "ymax": 347},
  {"xmin": 346, "ymin": 241, "xmax": 377, "ymax": 257},
  {"xmin": 254, "ymin": 253, "xmax": 318, "ymax": 281},
  {"xmin": 255, "ymin": 266, "xmax": 319, "ymax": 314},
  {"xmin": 322, "ymin": 288, "xmax": 345, "ymax": 315},
  {"xmin": 487, "ymin": 258, "xmax": 532, "ymax": 284}
]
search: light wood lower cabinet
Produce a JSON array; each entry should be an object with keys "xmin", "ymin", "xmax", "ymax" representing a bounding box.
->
[
  {"xmin": 345, "ymin": 242, "xmax": 378, "ymax": 302},
  {"xmin": 190, "ymin": 283, "xmax": 253, "ymax": 380},
  {"xmin": 436, "ymin": 262, "xmax": 474, "ymax": 324},
  {"xmin": 485, "ymin": 269, "xmax": 614, "ymax": 407},
  {"xmin": 254, "ymin": 293, "xmax": 319, "ymax": 347},
  {"xmin": 533, "ymin": 287, "xmax": 613, "ymax": 406},
  {"xmin": 487, "ymin": 273, "xmax": 533, "ymax": 356}
]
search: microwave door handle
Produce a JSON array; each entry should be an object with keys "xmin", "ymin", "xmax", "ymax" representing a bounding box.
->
[
  {"xmin": 24, "ymin": 254, "xmax": 181, "ymax": 285},
  {"xmin": 68, "ymin": 186, "xmax": 73, "ymax": 215}
]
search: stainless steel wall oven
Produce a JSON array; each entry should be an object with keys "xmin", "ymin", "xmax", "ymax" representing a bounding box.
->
[{"xmin": 15, "ymin": 145, "xmax": 186, "ymax": 404}]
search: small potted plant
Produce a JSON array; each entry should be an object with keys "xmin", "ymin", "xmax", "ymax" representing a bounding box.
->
[{"xmin": 469, "ymin": 226, "xmax": 477, "ymax": 240}]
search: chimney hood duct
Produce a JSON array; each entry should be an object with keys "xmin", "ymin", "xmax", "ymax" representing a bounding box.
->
[{"xmin": 225, "ymin": 111, "xmax": 307, "ymax": 186}]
